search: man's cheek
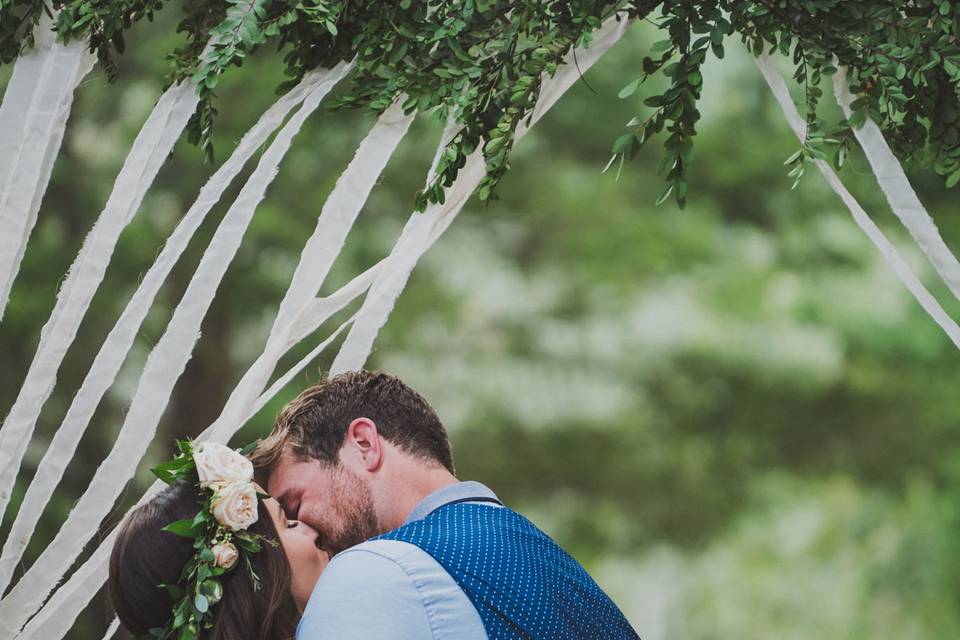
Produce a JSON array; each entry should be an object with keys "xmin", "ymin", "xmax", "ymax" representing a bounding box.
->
[{"xmin": 299, "ymin": 506, "xmax": 325, "ymax": 532}]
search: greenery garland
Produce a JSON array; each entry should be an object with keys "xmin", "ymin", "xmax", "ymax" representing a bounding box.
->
[{"xmin": 1, "ymin": 1, "xmax": 959, "ymax": 210}]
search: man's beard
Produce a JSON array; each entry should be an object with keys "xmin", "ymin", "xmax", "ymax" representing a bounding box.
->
[{"xmin": 317, "ymin": 466, "xmax": 380, "ymax": 557}]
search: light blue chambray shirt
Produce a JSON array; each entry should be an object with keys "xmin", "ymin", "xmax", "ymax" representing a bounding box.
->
[{"xmin": 296, "ymin": 481, "xmax": 500, "ymax": 640}]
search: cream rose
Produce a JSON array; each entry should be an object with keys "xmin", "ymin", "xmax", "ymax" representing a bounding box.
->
[
  {"xmin": 194, "ymin": 442, "xmax": 253, "ymax": 488},
  {"xmin": 211, "ymin": 542, "xmax": 239, "ymax": 570},
  {"xmin": 211, "ymin": 481, "xmax": 258, "ymax": 531}
]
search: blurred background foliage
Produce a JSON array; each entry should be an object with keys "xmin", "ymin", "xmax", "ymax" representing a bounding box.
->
[{"xmin": 2, "ymin": 10, "xmax": 960, "ymax": 639}]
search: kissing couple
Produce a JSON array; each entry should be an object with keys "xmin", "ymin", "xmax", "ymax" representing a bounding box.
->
[{"xmin": 108, "ymin": 370, "xmax": 639, "ymax": 639}]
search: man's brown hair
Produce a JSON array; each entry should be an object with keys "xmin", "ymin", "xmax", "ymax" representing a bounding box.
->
[{"xmin": 253, "ymin": 370, "xmax": 454, "ymax": 475}]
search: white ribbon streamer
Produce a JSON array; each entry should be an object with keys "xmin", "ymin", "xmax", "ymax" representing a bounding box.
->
[
  {"xmin": 203, "ymin": 101, "xmax": 413, "ymax": 444},
  {"xmin": 9, "ymin": 478, "xmax": 165, "ymax": 640},
  {"xmin": 3, "ymin": 16, "xmax": 634, "ymax": 638},
  {"xmin": 0, "ymin": 75, "xmax": 321, "ymax": 594},
  {"xmin": 7, "ymin": 298, "xmax": 360, "ymax": 639},
  {"xmin": 250, "ymin": 313, "xmax": 359, "ymax": 417},
  {"xmin": 755, "ymin": 54, "xmax": 960, "ymax": 349},
  {"xmin": 0, "ymin": 81, "xmax": 200, "ymax": 521},
  {"xmin": 99, "ymin": 618, "xmax": 120, "ymax": 640},
  {"xmin": 331, "ymin": 15, "xmax": 634, "ymax": 374},
  {"xmin": 0, "ymin": 64, "xmax": 349, "ymax": 631},
  {"xmin": 0, "ymin": 18, "xmax": 96, "ymax": 319},
  {"xmin": 832, "ymin": 68, "xmax": 960, "ymax": 300},
  {"xmin": 267, "ymin": 100, "xmax": 415, "ymax": 338}
]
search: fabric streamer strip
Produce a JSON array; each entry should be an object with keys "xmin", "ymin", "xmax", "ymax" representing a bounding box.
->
[
  {"xmin": 330, "ymin": 14, "xmax": 634, "ymax": 374},
  {"xmin": 0, "ymin": 64, "xmax": 350, "ymax": 633},
  {"xmin": 202, "ymin": 100, "xmax": 413, "ymax": 445},
  {"xmin": 0, "ymin": 81, "xmax": 200, "ymax": 521},
  {"xmin": 8, "ymin": 477, "xmax": 166, "ymax": 640},
  {"xmin": 8, "ymin": 302, "xmax": 358, "ymax": 639},
  {"xmin": 754, "ymin": 54, "xmax": 960, "ymax": 349},
  {"xmin": 0, "ymin": 17, "xmax": 96, "ymax": 319},
  {"xmin": 267, "ymin": 100, "xmax": 415, "ymax": 339},
  {"xmin": 99, "ymin": 618, "xmax": 120, "ymax": 640},
  {"xmin": 4, "ymin": 16, "xmax": 633, "ymax": 639},
  {"xmin": 250, "ymin": 313, "xmax": 360, "ymax": 417},
  {"xmin": 0, "ymin": 74, "xmax": 322, "ymax": 595},
  {"xmin": 832, "ymin": 68, "xmax": 960, "ymax": 300}
]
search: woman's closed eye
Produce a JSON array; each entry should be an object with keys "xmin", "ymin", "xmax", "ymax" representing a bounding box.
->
[{"xmin": 286, "ymin": 520, "xmax": 299, "ymax": 529}]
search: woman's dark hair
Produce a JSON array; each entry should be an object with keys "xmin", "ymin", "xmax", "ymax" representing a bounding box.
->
[{"xmin": 108, "ymin": 481, "xmax": 299, "ymax": 640}]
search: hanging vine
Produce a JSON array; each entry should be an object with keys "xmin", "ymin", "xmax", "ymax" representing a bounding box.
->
[{"xmin": 1, "ymin": 0, "xmax": 959, "ymax": 209}]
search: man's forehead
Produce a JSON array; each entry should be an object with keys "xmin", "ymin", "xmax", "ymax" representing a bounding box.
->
[{"xmin": 268, "ymin": 450, "xmax": 327, "ymax": 489}]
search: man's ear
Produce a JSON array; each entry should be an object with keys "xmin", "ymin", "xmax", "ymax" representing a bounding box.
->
[{"xmin": 342, "ymin": 417, "xmax": 383, "ymax": 472}]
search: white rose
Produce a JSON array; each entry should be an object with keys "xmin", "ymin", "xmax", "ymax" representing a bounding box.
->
[
  {"xmin": 211, "ymin": 542, "xmax": 239, "ymax": 570},
  {"xmin": 194, "ymin": 442, "xmax": 253, "ymax": 487},
  {"xmin": 211, "ymin": 481, "xmax": 259, "ymax": 531}
]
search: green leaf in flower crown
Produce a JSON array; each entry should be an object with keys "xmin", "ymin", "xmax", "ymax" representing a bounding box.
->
[
  {"xmin": 163, "ymin": 519, "xmax": 202, "ymax": 538},
  {"xmin": 191, "ymin": 510, "xmax": 208, "ymax": 528},
  {"xmin": 173, "ymin": 598, "xmax": 189, "ymax": 627},
  {"xmin": 158, "ymin": 582, "xmax": 186, "ymax": 601},
  {"xmin": 151, "ymin": 459, "xmax": 185, "ymax": 485},
  {"xmin": 176, "ymin": 439, "xmax": 194, "ymax": 456},
  {"xmin": 244, "ymin": 554, "xmax": 261, "ymax": 592},
  {"xmin": 201, "ymin": 579, "xmax": 224, "ymax": 604}
]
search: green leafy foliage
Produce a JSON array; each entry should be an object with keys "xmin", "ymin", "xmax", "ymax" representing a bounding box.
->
[
  {"xmin": 4, "ymin": 17, "xmax": 960, "ymax": 635},
  {"xmin": 3, "ymin": 1, "xmax": 960, "ymax": 209}
]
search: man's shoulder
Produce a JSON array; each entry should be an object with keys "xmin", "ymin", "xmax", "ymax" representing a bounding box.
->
[
  {"xmin": 298, "ymin": 540, "xmax": 436, "ymax": 638},
  {"xmin": 331, "ymin": 538, "xmax": 427, "ymax": 566},
  {"xmin": 298, "ymin": 539, "xmax": 488, "ymax": 639},
  {"xmin": 308, "ymin": 538, "xmax": 459, "ymax": 607}
]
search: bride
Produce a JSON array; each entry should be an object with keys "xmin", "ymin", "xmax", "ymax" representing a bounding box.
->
[{"xmin": 107, "ymin": 441, "xmax": 328, "ymax": 640}]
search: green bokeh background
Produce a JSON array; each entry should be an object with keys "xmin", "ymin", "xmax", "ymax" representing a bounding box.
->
[{"xmin": 3, "ymin": 12, "xmax": 960, "ymax": 639}]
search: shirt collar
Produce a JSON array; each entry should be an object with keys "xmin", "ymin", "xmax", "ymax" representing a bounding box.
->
[{"xmin": 403, "ymin": 480, "xmax": 501, "ymax": 525}]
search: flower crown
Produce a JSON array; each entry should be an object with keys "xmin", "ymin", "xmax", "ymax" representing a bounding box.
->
[{"xmin": 143, "ymin": 439, "xmax": 273, "ymax": 640}]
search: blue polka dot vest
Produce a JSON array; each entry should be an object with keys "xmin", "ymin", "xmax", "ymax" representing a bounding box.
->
[{"xmin": 375, "ymin": 501, "xmax": 640, "ymax": 640}]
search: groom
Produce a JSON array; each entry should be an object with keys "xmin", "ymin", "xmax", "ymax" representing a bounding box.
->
[{"xmin": 253, "ymin": 370, "xmax": 639, "ymax": 639}]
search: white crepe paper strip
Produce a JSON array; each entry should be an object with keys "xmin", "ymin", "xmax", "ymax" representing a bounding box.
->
[
  {"xmin": 12, "ymin": 319, "xmax": 352, "ymax": 638},
  {"xmin": 7, "ymin": 17, "xmax": 634, "ymax": 637},
  {"xmin": 268, "ymin": 100, "xmax": 414, "ymax": 338},
  {"xmin": 250, "ymin": 313, "xmax": 359, "ymax": 417},
  {"xmin": 99, "ymin": 618, "xmax": 120, "ymax": 640},
  {"xmin": 9, "ymin": 476, "xmax": 166, "ymax": 640},
  {"xmin": 755, "ymin": 54, "xmax": 960, "ymax": 349},
  {"xmin": 0, "ymin": 18, "xmax": 96, "ymax": 319},
  {"xmin": 0, "ymin": 81, "xmax": 200, "ymax": 521},
  {"xmin": 10, "ymin": 311, "xmax": 360, "ymax": 639},
  {"xmin": 330, "ymin": 15, "xmax": 633, "ymax": 374},
  {"xmin": 832, "ymin": 68, "xmax": 960, "ymax": 300},
  {"xmin": 4, "ymin": 529, "xmax": 118, "ymax": 639},
  {"xmin": 201, "ymin": 101, "xmax": 413, "ymax": 444},
  {"xmin": 246, "ymin": 261, "xmax": 394, "ymax": 420},
  {"xmin": 0, "ymin": 64, "xmax": 349, "ymax": 630},
  {"xmin": 286, "ymin": 259, "xmax": 386, "ymax": 345},
  {"xmin": 0, "ymin": 76, "xmax": 321, "ymax": 595}
]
